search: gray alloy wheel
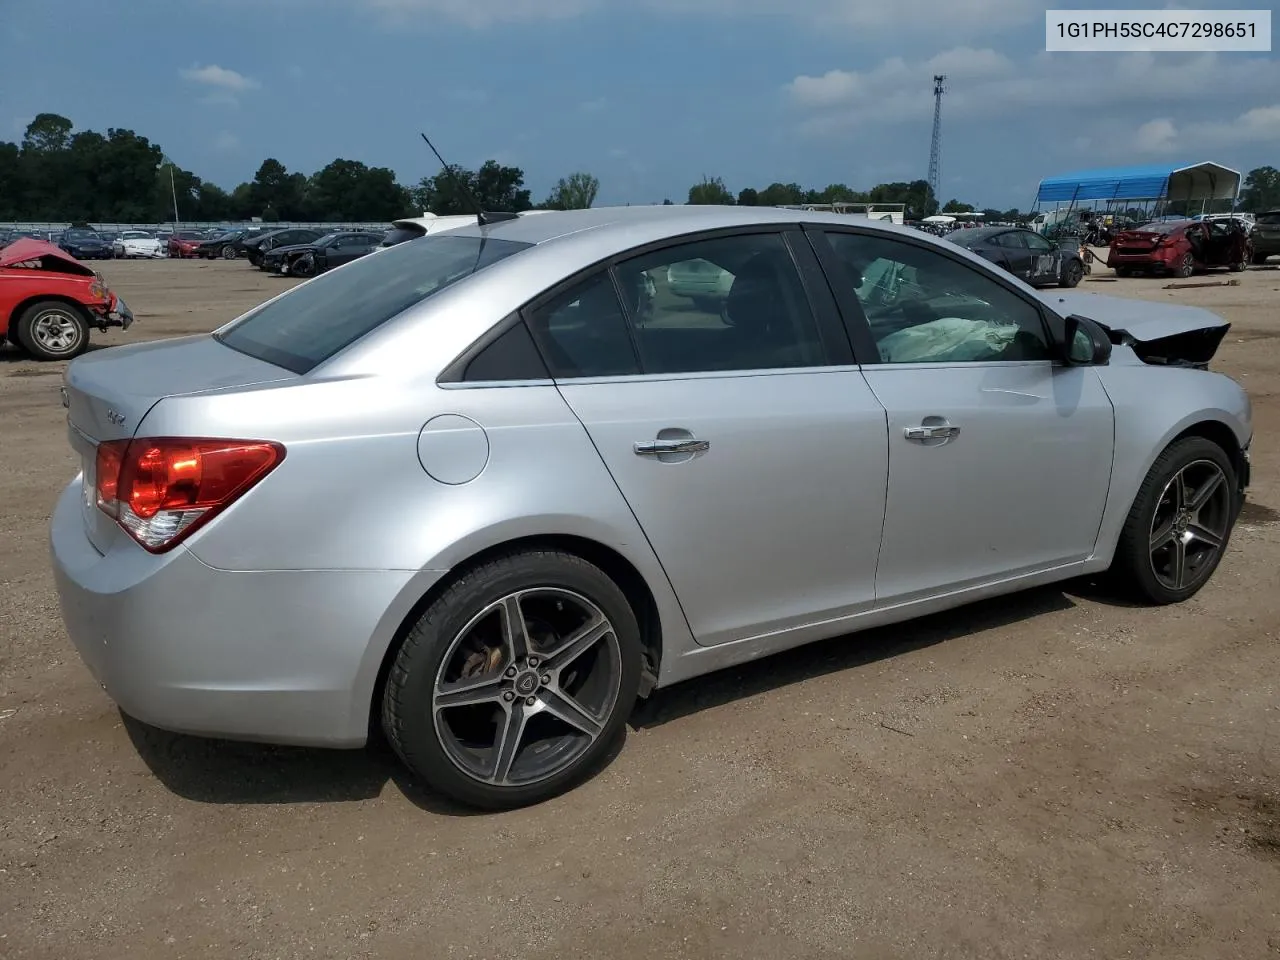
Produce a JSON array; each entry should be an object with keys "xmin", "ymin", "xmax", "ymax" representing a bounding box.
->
[
  {"xmin": 1110, "ymin": 436, "xmax": 1237, "ymax": 605},
  {"xmin": 382, "ymin": 549, "xmax": 643, "ymax": 810},
  {"xmin": 15, "ymin": 301, "xmax": 89, "ymax": 361},
  {"xmin": 430, "ymin": 588, "xmax": 623, "ymax": 788},
  {"xmin": 1147, "ymin": 459, "xmax": 1233, "ymax": 593}
]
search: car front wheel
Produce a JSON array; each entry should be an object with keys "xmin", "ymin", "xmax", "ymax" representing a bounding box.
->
[
  {"xmin": 1110, "ymin": 436, "xmax": 1238, "ymax": 605},
  {"xmin": 15, "ymin": 300, "xmax": 90, "ymax": 361},
  {"xmin": 382, "ymin": 549, "xmax": 643, "ymax": 809}
]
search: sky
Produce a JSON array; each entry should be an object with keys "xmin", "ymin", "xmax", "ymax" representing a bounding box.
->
[{"xmin": 0, "ymin": 0, "xmax": 1276, "ymax": 210}]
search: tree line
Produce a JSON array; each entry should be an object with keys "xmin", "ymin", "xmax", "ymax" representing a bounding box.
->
[
  {"xmin": 3, "ymin": 113, "xmax": 1276, "ymax": 225},
  {"xmin": 0, "ymin": 114, "xmax": 601, "ymax": 223}
]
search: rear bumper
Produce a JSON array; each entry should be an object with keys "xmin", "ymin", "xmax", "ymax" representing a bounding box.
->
[
  {"xmin": 50, "ymin": 477, "xmax": 421, "ymax": 748},
  {"xmin": 1253, "ymin": 237, "xmax": 1280, "ymax": 256}
]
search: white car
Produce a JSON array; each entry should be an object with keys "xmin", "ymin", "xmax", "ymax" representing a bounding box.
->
[{"xmin": 113, "ymin": 231, "xmax": 164, "ymax": 259}]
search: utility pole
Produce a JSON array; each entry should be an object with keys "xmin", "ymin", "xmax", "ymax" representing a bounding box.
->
[
  {"xmin": 927, "ymin": 74, "xmax": 946, "ymax": 214},
  {"xmin": 162, "ymin": 155, "xmax": 181, "ymax": 225}
]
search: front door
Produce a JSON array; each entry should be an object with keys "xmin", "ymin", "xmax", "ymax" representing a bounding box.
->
[
  {"xmin": 528, "ymin": 230, "xmax": 890, "ymax": 647},
  {"xmin": 814, "ymin": 228, "xmax": 1114, "ymax": 604}
]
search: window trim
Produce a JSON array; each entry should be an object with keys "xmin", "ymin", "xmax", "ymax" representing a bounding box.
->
[
  {"xmin": 803, "ymin": 224, "xmax": 1069, "ymax": 367},
  {"xmin": 437, "ymin": 222, "xmax": 849, "ymax": 387}
]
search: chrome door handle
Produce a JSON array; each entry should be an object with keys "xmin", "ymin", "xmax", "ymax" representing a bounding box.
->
[
  {"xmin": 634, "ymin": 438, "xmax": 710, "ymax": 456},
  {"xmin": 904, "ymin": 425, "xmax": 960, "ymax": 440}
]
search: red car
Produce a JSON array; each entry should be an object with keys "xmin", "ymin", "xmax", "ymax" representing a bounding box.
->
[
  {"xmin": 1107, "ymin": 218, "xmax": 1252, "ymax": 278},
  {"xmin": 0, "ymin": 238, "xmax": 134, "ymax": 360},
  {"xmin": 167, "ymin": 230, "xmax": 205, "ymax": 258}
]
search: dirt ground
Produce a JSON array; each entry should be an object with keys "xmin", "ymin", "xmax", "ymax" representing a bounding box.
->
[{"xmin": 1, "ymin": 257, "xmax": 1278, "ymax": 960}]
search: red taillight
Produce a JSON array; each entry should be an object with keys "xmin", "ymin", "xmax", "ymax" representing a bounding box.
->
[{"xmin": 94, "ymin": 437, "xmax": 284, "ymax": 552}]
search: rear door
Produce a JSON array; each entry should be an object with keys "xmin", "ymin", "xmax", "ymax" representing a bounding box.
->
[{"xmin": 530, "ymin": 228, "xmax": 890, "ymax": 648}]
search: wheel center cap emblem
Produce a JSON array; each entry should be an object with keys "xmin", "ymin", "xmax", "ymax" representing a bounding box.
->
[{"xmin": 515, "ymin": 672, "xmax": 539, "ymax": 695}]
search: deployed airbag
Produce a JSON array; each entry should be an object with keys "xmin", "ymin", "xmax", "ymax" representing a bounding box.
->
[{"xmin": 878, "ymin": 316, "xmax": 1018, "ymax": 363}]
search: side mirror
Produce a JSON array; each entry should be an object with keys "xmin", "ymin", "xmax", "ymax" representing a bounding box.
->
[{"xmin": 1062, "ymin": 314, "xmax": 1112, "ymax": 365}]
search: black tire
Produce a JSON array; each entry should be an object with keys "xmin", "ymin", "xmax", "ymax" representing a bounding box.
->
[
  {"xmin": 1176, "ymin": 252, "xmax": 1195, "ymax": 279},
  {"xmin": 382, "ymin": 549, "xmax": 643, "ymax": 810},
  {"xmin": 289, "ymin": 254, "xmax": 315, "ymax": 278},
  {"xmin": 221, "ymin": 244, "xmax": 237, "ymax": 260},
  {"xmin": 1115, "ymin": 267, "xmax": 1131, "ymax": 278},
  {"xmin": 14, "ymin": 300, "xmax": 91, "ymax": 361},
  {"xmin": 1252, "ymin": 251, "xmax": 1268, "ymax": 265},
  {"xmin": 1060, "ymin": 259, "xmax": 1084, "ymax": 288},
  {"xmin": 1109, "ymin": 436, "xmax": 1238, "ymax": 605}
]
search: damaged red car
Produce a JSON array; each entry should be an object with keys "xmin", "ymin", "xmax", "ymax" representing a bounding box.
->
[
  {"xmin": 1107, "ymin": 218, "xmax": 1252, "ymax": 278},
  {"xmin": 0, "ymin": 238, "xmax": 134, "ymax": 361}
]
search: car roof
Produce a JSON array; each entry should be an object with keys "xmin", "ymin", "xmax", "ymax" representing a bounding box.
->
[{"xmin": 442, "ymin": 204, "xmax": 918, "ymax": 248}]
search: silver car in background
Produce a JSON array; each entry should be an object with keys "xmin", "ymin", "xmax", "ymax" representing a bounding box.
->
[{"xmin": 51, "ymin": 206, "xmax": 1251, "ymax": 809}]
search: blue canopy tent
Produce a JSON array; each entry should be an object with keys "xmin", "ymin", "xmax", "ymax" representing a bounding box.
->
[{"xmin": 1035, "ymin": 161, "xmax": 1241, "ymax": 210}]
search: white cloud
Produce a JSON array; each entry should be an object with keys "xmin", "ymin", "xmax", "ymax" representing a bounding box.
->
[
  {"xmin": 179, "ymin": 64, "xmax": 260, "ymax": 93},
  {"xmin": 1133, "ymin": 118, "xmax": 1177, "ymax": 153},
  {"xmin": 356, "ymin": 0, "xmax": 1033, "ymax": 34},
  {"xmin": 786, "ymin": 48, "xmax": 1280, "ymax": 137},
  {"xmin": 1131, "ymin": 105, "xmax": 1280, "ymax": 155},
  {"xmin": 213, "ymin": 131, "xmax": 240, "ymax": 151}
]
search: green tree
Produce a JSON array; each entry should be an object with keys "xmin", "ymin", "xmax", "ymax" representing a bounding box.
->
[
  {"xmin": 545, "ymin": 171, "xmax": 599, "ymax": 210},
  {"xmin": 942, "ymin": 198, "xmax": 975, "ymax": 214},
  {"xmin": 736, "ymin": 187, "xmax": 759, "ymax": 206},
  {"xmin": 687, "ymin": 175, "xmax": 733, "ymax": 205},
  {"xmin": 413, "ymin": 160, "xmax": 532, "ymax": 215},
  {"xmin": 0, "ymin": 142, "xmax": 21, "ymax": 220},
  {"xmin": 756, "ymin": 182, "xmax": 806, "ymax": 206},
  {"xmin": 309, "ymin": 159, "xmax": 411, "ymax": 220},
  {"xmin": 248, "ymin": 159, "xmax": 311, "ymax": 220},
  {"xmin": 1239, "ymin": 166, "xmax": 1280, "ymax": 212}
]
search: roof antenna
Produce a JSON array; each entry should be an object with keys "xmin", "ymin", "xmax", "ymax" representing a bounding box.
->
[{"xmin": 419, "ymin": 133, "xmax": 519, "ymax": 226}]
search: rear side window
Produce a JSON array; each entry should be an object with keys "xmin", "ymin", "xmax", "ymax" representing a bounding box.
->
[
  {"xmin": 216, "ymin": 235, "xmax": 532, "ymax": 373},
  {"xmin": 525, "ymin": 273, "xmax": 640, "ymax": 378}
]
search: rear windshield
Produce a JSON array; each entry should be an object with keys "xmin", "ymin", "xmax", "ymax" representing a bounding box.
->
[
  {"xmin": 943, "ymin": 230, "xmax": 987, "ymax": 248},
  {"xmin": 215, "ymin": 234, "xmax": 532, "ymax": 373},
  {"xmin": 1258, "ymin": 212, "xmax": 1280, "ymax": 225},
  {"xmin": 381, "ymin": 224, "xmax": 427, "ymax": 247}
]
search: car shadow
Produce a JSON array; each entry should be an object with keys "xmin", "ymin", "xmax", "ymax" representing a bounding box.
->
[
  {"xmin": 0, "ymin": 341, "xmax": 115, "ymax": 364},
  {"xmin": 122, "ymin": 582, "xmax": 1127, "ymax": 812},
  {"xmin": 121, "ymin": 709, "xmax": 627, "ymax": 816},
  {"xmin": 631, "ymin": 585, "xmax": 1084, "ymax": 728}
]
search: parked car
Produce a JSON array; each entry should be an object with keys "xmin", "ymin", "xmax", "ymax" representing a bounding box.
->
[
  {"xmin": 263, "ymin": 231, "xmax": 384, "ymax": 277},
  {"xmin": 167, "ymin": 231, "xmax": 205, "ymax": 258},
  {"xmin": 98, "ymin": 231, "xmax": 121, "ymax": 255},
  {"xmin": 380, "ymin": 215, "xmax": 477, "ymax": 247},
  {"xmin": 0, "ymin": 238, "xmax": 134, "ymax": 360},
  {"xmin": 57, "ymin": 228, "xmax": 113, "ymax": 261},
  {"xmin": 242, "ymin": 228, "xmax": 326, "ymax": 266},
  {"xmin": 944, "ymin": 225, "xmax": 1085, "ymax": 287},
  {"xmin": 194, "ymin": 228, "xmax": 262, "ymax": 260},
  {"xmin": 1107, "ymin": 218, "xmax": 1251, "ymax": 277},
  {"xmin": 1251, "ymin": 210, "xmax": 1280, "ymax": 264},
  {"xmin": 50, "ymin": 206, "xmax": 1251, "ymax": 810},
  {"xmin": 113, "ymin": 230, "xmax": 164, "ymax": 259},
  {"xmin": 665, "ymin": 257, "xmax": 735, "ymax": 312}
]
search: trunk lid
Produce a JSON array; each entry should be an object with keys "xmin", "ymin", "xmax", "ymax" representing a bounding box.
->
[
  {"xmin": 1111, "ymin": 230, "xmax": 1165, "ymax": 252},
  {"xmin": 63, "ymin": 334, "xmax": 296, "ymax": 553}
]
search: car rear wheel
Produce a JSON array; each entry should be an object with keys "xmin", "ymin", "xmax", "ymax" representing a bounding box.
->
[
  {"xmin": 1252, "ymin": 252, "xmax": 1269, "ymax": 265},
  {"xmin": 1115, "ymin": 266, "xmax": 1132, "ymax": 278},
  {"xmin": 1176, "ymin": 253, "xmax": 1195, "ymax": 279},
  {"xmin": 1109, "ymin": 436, "xmax": 1238, "ymax": 605},
  {"xmin": 382, "ymin": 549, "xmax": 642, "ymax": 810},
  {"xmin": 221, "ymin": 244, "xmax": 237, "ymax": 260},
  {"xmin": 1059, "ymin": 260, "xmax": 1084, "ymax": 287},
  {"xmin": 15, "ymin": 300, "xmax": 90, "ymax": 361}
]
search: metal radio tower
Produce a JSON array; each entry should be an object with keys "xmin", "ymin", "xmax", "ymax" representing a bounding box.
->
[{"xmin": 927, "ymin": 74, "xmax": 946, "ymax": 210}]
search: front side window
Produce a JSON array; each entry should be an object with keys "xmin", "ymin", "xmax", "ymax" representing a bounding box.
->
[
  {"xmin": 823, "ymin": 231, "xmax": 1052, "ymax": 364},
  {"xmin": 613, "ymin": 232, "xmax": 826, "ymax": 374},
  {"xmin": 1023, "ymin": 232, "xmax": 1054, "ymax": 253},
  {"xmin": 216, "ymin": 234, "xmax": 532, "ymax": 374}
]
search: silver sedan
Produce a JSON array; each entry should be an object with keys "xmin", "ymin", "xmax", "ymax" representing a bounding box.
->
[{"xmin": 50, "ymin": 206, "xmax": 1252, "ymax": 809}]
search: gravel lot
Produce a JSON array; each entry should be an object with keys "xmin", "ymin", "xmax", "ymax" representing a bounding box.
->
[{"xmin": 2, "ymin": 258, "xmax": 1278, "ymax": 960}]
